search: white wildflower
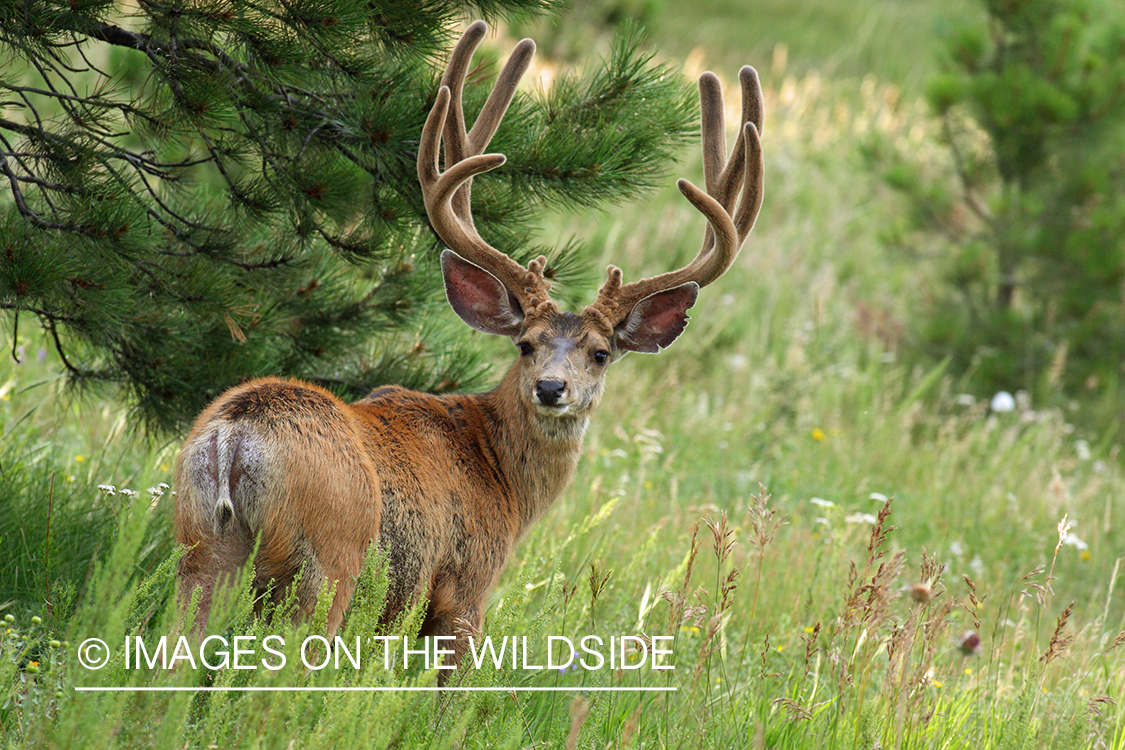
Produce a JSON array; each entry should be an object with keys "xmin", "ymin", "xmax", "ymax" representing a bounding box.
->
[
  {"xmin": 990, "ymin": 391, "xmax": 1015, "ymax": 413},
  {"xmin": 844, "ymin": 512, "xmax": 878, "ymax": 525},
  {"xmin": 1062, "ymin": 535, "xmax": 1088, "ymax": 551}
]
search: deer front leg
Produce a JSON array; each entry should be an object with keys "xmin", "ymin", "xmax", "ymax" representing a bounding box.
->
[{"xmin": 420, "ymin": 597, "xmax": 485, "ymax": 685}]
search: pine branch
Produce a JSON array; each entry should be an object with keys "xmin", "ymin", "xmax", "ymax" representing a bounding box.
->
[{"xmin": 0, "ymin": 2, "xmax": 696, "ymax": 431}]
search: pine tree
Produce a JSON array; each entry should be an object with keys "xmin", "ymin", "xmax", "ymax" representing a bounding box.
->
[
  {"xmin": 0, "ymin": 0, "xmax": 694, "ymax": 432},
  {"xmin": 876, "ymin": 0, "xmax": 1125, "ymax": 400}
]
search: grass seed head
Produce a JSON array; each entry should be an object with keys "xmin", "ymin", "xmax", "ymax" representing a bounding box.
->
[
  {"xmin": 910, "ymin": 583, "xmax": 933, "ymax": 603},
  {"xmin": 1040, "ymin": 602, "xmax": 1075, "ymax": 664},
  {"xmin": 959, "ymin": 630, "xmax": 982, "ymax": 656}
]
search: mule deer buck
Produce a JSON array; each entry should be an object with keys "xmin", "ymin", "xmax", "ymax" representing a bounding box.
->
[{"xmin": 175, "ymin": 20, "xmax": 763, "ymax": 668}]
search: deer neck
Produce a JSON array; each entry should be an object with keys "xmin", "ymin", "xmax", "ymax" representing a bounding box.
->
[{"xmin": 480, "ymin": 364, "xmax": 588, "ymax": 529}]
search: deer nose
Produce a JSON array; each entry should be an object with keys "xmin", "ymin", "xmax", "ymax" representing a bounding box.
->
[{"xmin": 535, "ymin": 379, "xmax": 566, "ymax": 406}]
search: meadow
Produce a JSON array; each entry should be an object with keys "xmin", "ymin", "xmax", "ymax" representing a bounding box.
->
[{"xmin": 2, "ymin": 1, "xmax": 1125, "ymax": 748}]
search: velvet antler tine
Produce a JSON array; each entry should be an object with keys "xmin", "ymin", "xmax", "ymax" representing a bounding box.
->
[
  {"xmin": 733, "ymin": 122, "xmax": 764, "ymax": 242},
  {"xmin": 468, "ymin": 38, "xmax": 536, "ymax": 153},
  {"xmin": 676, "ymin": 178, "xmax": 739, "ymax": 284},
  {"xmin": 713, "ymin": 66, "xmax": 764, "ymax": 222},
  {"xmin": 430, "ymin": 154, "xmax": 509, "ymax": 212},
  {"xmin": 699, "ymin": 72, "xmax": 726, "ymax": 198},
  {"xmin": 419, "ymin": 86, "xmax": 453, "ymax": 194},
  {"xmin": 420, "ymin": 85, "xmax": 506, "ymax": 215},
  {"xmin": 440, "ymin": 21, "xmax": 488, "ymax": 166},
  {"xmin": 741, "ymin": 66, "xmax": 764, "ymax": 136}
]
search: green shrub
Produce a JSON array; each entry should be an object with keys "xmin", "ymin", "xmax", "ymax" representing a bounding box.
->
[{"xmin": 879, "ymin": 0, "xmax": 1125, "ymax": 403}]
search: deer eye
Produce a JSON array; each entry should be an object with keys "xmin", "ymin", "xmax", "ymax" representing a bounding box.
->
[
  {"xmin": 517, "ymin": 341, "xmax": 534, "ymax": 357},
  {"xmin": 592, "ymin": 349, "xmax": 609, "ymax": 366}
]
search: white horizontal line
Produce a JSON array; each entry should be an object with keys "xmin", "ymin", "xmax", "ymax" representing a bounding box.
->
[{"xmin": 75, "ymin": 686, "xmax": 677, "ymax": 693}]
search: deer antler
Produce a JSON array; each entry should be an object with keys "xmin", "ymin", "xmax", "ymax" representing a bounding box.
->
[
  {"xmin": 589, "ymin": 67, "xmax": 764, "ymax": 327},
  {"xmin": 418, "ymin": 21, "xmax": 556, "ymax": 316}
]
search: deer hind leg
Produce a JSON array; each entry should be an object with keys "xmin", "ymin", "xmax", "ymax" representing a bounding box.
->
[
  {"xmin": 176, "ymin": 524, "xmax": 253, "ymax": 635},
  {"xmin": 264, "ymin": 455, "xmax": 380, "ymax": 638},
  {"xmin": 174, "ymin": 427, "xmax": 264, "ymax": 634},
  {"xmin": 250, "ymin": 532, "xmax": 361, "ymax": 639}
]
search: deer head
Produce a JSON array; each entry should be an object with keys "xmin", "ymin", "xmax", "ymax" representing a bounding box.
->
[{"xmin": 419, "ymin": 21, "xmax": 763, "ymax": 428}]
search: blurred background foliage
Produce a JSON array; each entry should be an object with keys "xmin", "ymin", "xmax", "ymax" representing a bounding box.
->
[
  {"xmin": 539, "ymin": 0, "xmax": 1125, "ymax": 427},
  {"xmin": 871, "ymin": 0, "xmax": 1125, "ymax": 418}
]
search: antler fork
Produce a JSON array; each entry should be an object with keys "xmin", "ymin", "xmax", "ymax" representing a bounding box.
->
[
  {"xmin": 417, "ymin": 21, "xmax": 555, "ymax": 316},
  {"xmin": 588, "ymin": 67, "xmax": 764, "ymax": 326}
]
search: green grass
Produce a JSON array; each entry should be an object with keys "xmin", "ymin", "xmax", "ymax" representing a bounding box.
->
[{"xmin": 3, "ymin": 2, "xmax": 1125, "ymax": 748}]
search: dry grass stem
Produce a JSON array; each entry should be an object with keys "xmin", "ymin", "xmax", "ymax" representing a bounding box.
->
[{"xmin": 1040, "ymin": 602, "xmax": 1075, "ymax": 664}]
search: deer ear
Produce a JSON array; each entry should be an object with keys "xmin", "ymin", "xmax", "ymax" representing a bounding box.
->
[
  {"xmin": 442, "ymin": 249, "xmax": 525, "ymax": 337},
  {"xmin": 614, "ymin": 282, "xmax": 699, "ymax": 354}
]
